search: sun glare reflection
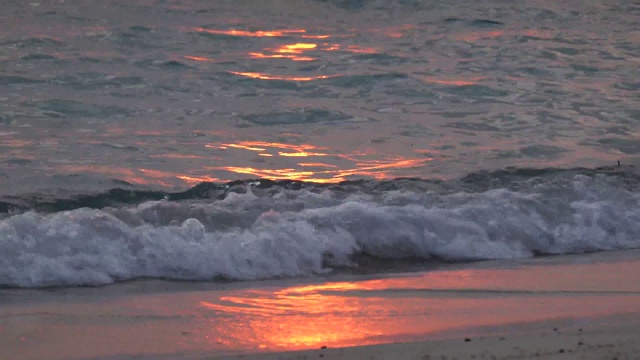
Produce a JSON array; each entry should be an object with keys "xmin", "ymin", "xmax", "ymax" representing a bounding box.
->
[
  {"xmin": 213, "ymin": 141, "xmax": 429, "ymax": 182},
  {"xmin": 246, "ymin": 41, "xmax": 378, "ymax": 62},
  {"xmin": 122, "ymin": 261, "xmax": 640, "ymax": 355},
  {"xmin": 176, "ymin": 175, "xmax": 222, "ymax": 184},
  {"xmin": 183, "ymin": 55, "xmax": 215, "ymax": 62},
  {"xmin": 278, "ymin": 151, "xmax": 328, "ymax": 157},
  {"xmin": 197, "ymin": 269, "xmax": 595, "ymax": 352},
  {"xmin": 199, "ymin": 282, "xmax": 385, "ymax": 350},
  {"xmin": 248, "ymin": 52, "xmax": 316, "ymax": 61},
  {"xmin": 278, "ymin": 43, "xmax": 317, "ymax": 53},
  {"xmin": 194, "ymin": 28, "xmax": 306, "ymax": 37},
  {"xmin": 249, "ymin": 43, "xmax": 319, "ymax": 61},
  {"xmin": 228, "ymin": 71, "xmax": 336, "ymax": 81},
  {"xmin": 202, "ymin": 26, "xmax": 382, "ymax": 74},
  {"xmin": 298, "ymin": 162, "xmax": 338, "ymax": 168},
  {"xmin": 217, "ymin": 141, "xmax": 326, "ymax": 154},
  {"xmin": 224, "ymin": 167, "xmax": 316, "ymax": 181},
  {"xmin": 302, "ymin": 34, "xmax": 330, "ymax": 39}
]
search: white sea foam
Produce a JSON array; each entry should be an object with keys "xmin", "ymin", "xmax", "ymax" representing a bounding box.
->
[{"xmin": 1, "ymin": 174, "xmax": 639, "ymax": 287}]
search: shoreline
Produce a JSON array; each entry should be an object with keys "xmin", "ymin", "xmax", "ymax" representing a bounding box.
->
[{"xmin": 2, "ymin": 249, "xmax": 640, "ymax": 359}]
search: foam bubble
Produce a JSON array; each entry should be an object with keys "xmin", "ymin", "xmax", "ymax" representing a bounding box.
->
[{"xmin": 1, "ymin": 172, "xmax": 639, "ymax": 288}]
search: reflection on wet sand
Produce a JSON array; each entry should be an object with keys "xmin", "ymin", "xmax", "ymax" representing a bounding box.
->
[
  {"xmin": 200, "ymin": 282, "xmax": 384, "ymax": 349},
  {"xmin": 192, "ymin": 260, "xmax": 640, "ymax": 353},
  {"xmin": 4, "ymin": 254, "xmax": 640, "ymax": 359}
]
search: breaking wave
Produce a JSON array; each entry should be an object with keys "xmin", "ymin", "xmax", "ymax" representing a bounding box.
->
[{"xmin": 1, "ymin": 166, "xmax": 640, "ymax": 288}]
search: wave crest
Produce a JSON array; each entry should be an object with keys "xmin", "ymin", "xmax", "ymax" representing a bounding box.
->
[{"xmin": 1, "ymin": 168, "xmax": 639, "ymax": 288}]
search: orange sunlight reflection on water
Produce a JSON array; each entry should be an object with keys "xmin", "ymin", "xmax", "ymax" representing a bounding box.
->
[
  {"xmin": 242, "ymin": 40, "xmax": 378, "ymax": 64},
  {"xmin": 228, "ymin": 71, "xmax": 337, "ymax": 81},
  {"xmin": 183, "ymin": 55, "xmax": 215, "ymax": 62},
  {"xmin": 194, "ymin": 28, "xmax": 307, "ymax": 38},
  {"xmin": 213, "ymin": 141, "xmax": 429, "ymax": 182},
  {"xmin": 249, "ymin": 43, "xmax": 318, "ymax": 61},
  {"xmin": 39, "ymin": 25, "xmax": 595, "ymax": 188},
  {"xmin": 209, "ymin": 26, "xmax": 381, "ymax": 78}
]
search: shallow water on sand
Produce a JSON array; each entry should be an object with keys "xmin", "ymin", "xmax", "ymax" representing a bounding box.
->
[
  {"xmin": 2, "ymin": 250, "xmax": 640, "ymax": 358},
  {"xmin": 1, "ymin": 0, "xmax": 639, "ymax": 192}
]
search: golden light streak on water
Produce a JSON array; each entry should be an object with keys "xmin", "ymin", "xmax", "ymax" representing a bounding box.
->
[
  {"xmin": 224, "ymin": 167, "xmax": 317, "ymax": 181},
  {"xmin": 278, "ymin": 151, "xmax": 328, "ymax": 157},
  {"xmin": 213, "ymin": 141, "xmax": 429, "ymax": 182},
  {"xmin": 194, "ymin": 28, "xmax": 306, "ymax": 37},
  {"xmin": 322, "ymin": 44, "xmax": 378, "ymax": 54},
  {"xmin": 301, "ymin": 34, "xmax": 330, "ymax": 39},
  {"xmin": 332, "ymin": 158, "xmax": 430, "ymax": 180},
  {"xmin": 225, "ymin": 143, "xmax": 267, "ymax": 152},
  {"xmin": 221, "ymin": 157, "xmax": 429, "ymax": 183},
  {"xmin": 220, "ymin": 141, "xmax": 328, "ymax": 154},
  {"xmin": 298, "ymin": 162, "xmax": 338, "ymax": 168},
  {"xmin": 248, "ymin": 52, "xmax": 316, "ymax": 61},
  {"xmin": 228, "ymin": 71, "xmax": 336, "ymax": 81},
  {"xmin": 277, "ymin": 43, "xmax": 317, "ymax": 53},
  {"xmin": 176, "ymin": 175, "xmax": 222, "ymax": 185},
  {"xmin": 183, "ymin": 55, "xmax": 215, "ymax": 62},
  {"xmin": 245, "ymin": 40, "xmax": 381, "ymax": 63},
  {"xmin": 248, "ymin": 42, "xmax": 319, "ymax": 61}
]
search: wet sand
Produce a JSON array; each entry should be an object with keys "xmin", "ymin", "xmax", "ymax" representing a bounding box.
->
[
  {"xmin": 228, "ymin": 317, "xmax": 640, "ymax": 360},
  {"xmin": 1, "ymin": 249, "xmax": 640, "ymax": 359}
]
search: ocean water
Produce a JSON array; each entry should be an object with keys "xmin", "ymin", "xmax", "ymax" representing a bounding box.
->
[{"xmin": 1, "ymin": 0, "xmax": 639, "ymax": 288}]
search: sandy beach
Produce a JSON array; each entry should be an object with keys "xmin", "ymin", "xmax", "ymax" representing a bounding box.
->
[
  {"xmin": 2, "ymin": 249, "xmax": 640, "ymax": 359},
  {"xmin": 232, "ymin": 317, "xmax": 640, "ymax": 360}
]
